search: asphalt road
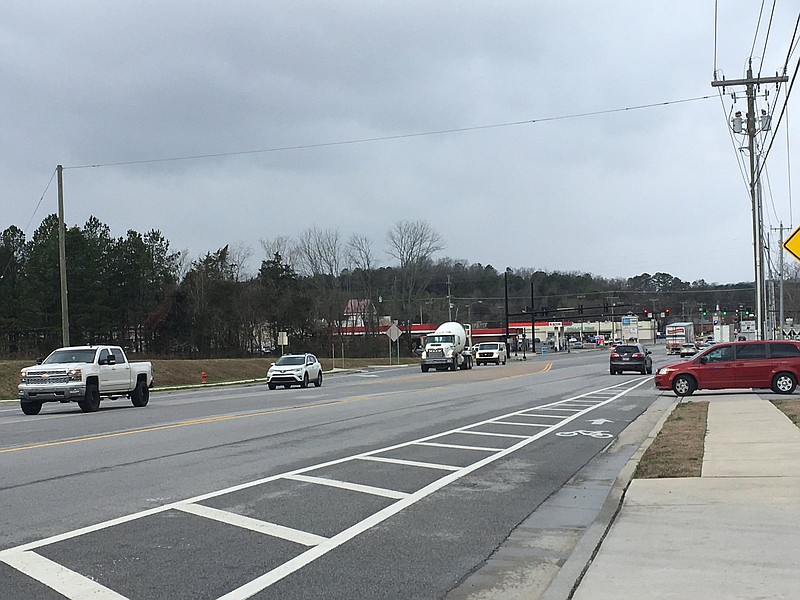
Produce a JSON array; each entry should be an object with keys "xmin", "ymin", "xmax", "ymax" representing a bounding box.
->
[{"xmin": 0, "ymin": 348, "xmax": 673, "ymax": 599}]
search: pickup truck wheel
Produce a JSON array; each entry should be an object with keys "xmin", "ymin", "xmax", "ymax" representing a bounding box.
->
[
  {"xmin": 130, "ymin": 380, "xmax": 149, "ymax": 407},
  {"xmin": 79, "ymin": 384, "xmax": 101, "ymax": 412},
  {"xmin": 421, "ymin": 364, "xmax": 429, "ymax": 372},
  {"xmin": 314, "ymin": 371, "xmax": 323, "ymax": 387},
  {"xmin": 21, "ymin": 401, "xmax": 42, "ymax": 415}
]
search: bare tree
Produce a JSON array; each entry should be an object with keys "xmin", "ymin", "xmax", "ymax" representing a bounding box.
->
[
  {"xmin": 386, "ymin": 220, "xmax": 443, "ymax": 269},
  {"xmin": 346, "ymin": 234, "xmax": 378, "ymax": 330},
  {"xmin": 386, "ymin": 220, "xmax": 444, "ymax": 315},
  {"xmin": 259, "ymin": 236, "xmax": 298, "ymax": 270},
  {"xmin": 347, "ymin": 234, "xmax": 375, "ymax": 273},
  {"xmin": 295, "ymin": 227, "xmax": 343, "ymax": 277}
]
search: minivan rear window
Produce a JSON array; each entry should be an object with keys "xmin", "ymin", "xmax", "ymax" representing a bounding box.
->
[{"xmin": 769, "ymin": 343, "xmax": 800, "ymax": 358}]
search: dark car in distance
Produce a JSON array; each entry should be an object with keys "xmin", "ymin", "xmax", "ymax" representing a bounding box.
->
[
  {"xmin": 655, "ymin": 340, "xmax": 800, "ymax": 396},
  {"xmin": 610, "ymin": 343, "xmax": 652, "ymax": 375}
]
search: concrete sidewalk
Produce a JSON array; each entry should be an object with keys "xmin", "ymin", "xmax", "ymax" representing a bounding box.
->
[{"xmin": 569, "ymin": 394, "xmax": 800, "ymax": 599}]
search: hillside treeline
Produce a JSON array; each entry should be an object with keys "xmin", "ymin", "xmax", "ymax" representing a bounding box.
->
[{"xmin": 0, "ymin": 215, "xmax": 769, "ymax": 358}]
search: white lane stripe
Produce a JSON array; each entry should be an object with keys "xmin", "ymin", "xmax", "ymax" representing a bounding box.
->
[
  {"xmin": 493, "ymin": 421, "xmax": 549, "ymax": 427},
  {"xmin": 358, "ymin": 456, "xmax": 461, "ymax": 471},
  {"xmin": 457, "ymin": 430, "xmax": 528, "ymax": 439},
  {"xmin": 415, "ymin": 442, "xmax": 503, "ymax": 452},
  {"xmin": 284, "ymin": 474, "xmax": 409, "ymax": 500},
  {"xmin": 1, "ymin": 551, "xmax": 128, "ymax": 599},
  {"xmin": 175, "ymin": 503, "xmax": 326, "ymax": 547},
  {"xmin": 519, "ymin": 413, "xmax": 565, "ymax": 419},
  {"xmin": 218, "ymin": 377, "xmax": 654, "ymax": 600}
]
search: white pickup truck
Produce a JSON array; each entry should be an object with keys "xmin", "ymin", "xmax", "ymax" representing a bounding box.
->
[{"xmin": 18, "ymin": 345, "xmax": 153, "ymax": 415}]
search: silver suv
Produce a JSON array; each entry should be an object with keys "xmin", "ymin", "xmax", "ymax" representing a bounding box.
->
[
  {"xmin": 267, "ymin": 353, "xmax": 323, "ymax": 389},
  {"xmin": 475, "ymin": 342, "xmax": 507, "ymax": 366}
]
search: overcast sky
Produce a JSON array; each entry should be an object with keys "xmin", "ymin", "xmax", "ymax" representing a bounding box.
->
[{"xmin": 3, "ymin": 1, "xmax": 799, "ymax": 285}]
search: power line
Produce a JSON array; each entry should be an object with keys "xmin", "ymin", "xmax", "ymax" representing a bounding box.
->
[
  {"xmin": 63, "ymin": 95, "xmax": 716, "ymax": 171},
  {"xmin": 0, "ymin": 168, "xmax": 57, "ymax": 282}
]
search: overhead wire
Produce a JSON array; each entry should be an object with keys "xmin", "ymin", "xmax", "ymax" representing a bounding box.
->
[
  {"xmin": 750, "ymin": 0, "xmax": 767, "ymax": 62},
  {"xmin": 63, "ymin": 95, "xmax": 717, "ymax": 170},
  {"xmin": 0, "ymin": 167, "xmax": 57, "ymax": 281},
  {"xmin": 757, "ymin": 0, "xmax": 778, "ymax": 78}
]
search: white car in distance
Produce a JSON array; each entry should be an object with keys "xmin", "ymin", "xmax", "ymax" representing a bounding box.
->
[{"xmin": 267, "ymin": 353, "xmax": 323, "ymax": 389}]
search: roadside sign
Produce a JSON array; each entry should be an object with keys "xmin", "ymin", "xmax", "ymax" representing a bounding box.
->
[
  {"xmin": 385, "ymin": 324, "xmax": 402, "ymax": 342},
  {"xmin": 784, "ymin": 225, "xmax": 800, "ymax": 262}
]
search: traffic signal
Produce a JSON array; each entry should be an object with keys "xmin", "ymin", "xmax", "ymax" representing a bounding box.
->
[
  {"xmin": 665, "ymin": 308, "xmax": 670, "ymax": 316},
  {"xmin": 643, "ymin": 308, "xmax": 649, "ymax": 317},
  {"xmin": 701, "ymin": 309, "xmax": 707, "ymax": 316}
]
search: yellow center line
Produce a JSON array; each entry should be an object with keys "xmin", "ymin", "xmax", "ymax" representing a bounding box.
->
[{"xmin": 1, "ymin": 362, "xmax": 554, "ymax": 454}]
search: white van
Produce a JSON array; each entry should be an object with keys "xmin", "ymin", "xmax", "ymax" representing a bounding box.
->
[{"xmin": 474, "ymin": 342, "xmax": 507, "ymax": 366}]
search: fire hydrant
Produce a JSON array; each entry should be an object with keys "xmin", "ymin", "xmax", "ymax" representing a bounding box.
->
[{"xmin": 201, "ymin": 371, "xmax": 207, "ymax": 384}]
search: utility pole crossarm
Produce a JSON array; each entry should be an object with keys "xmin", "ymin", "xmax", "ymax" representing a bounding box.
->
[{"xmin": 711, "ymin": 74, "xmax": 788, "ymax": 88}]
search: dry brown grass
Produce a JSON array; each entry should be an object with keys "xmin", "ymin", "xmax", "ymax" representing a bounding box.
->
[
  {"xmin": 1, "ymin": 356, "xmax": 417, "ymax": 400},
  {"xmin": 634, "ymin": 400, "xmax": 709, "ymax": 479},
  {"xmin": 772, "ymin": 399, "xmax": 800, "ymax": 427}
]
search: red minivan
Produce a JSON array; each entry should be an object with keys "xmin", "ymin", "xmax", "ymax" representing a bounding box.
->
[{"xmin": 654, "ymin": 340, "xmax": 800, "ymax": 396}]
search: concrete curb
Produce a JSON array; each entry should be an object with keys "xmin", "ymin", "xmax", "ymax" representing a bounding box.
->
[{"xmin": 540, "ymin": 393, "xmax": 680, "ymax": 600}]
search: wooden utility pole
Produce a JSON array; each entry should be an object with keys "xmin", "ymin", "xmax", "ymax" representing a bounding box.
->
[
  {"xmin": 57, "ymin": 165, "xmax": 70, "ymax": 346},
  {"xmin": 712, "ymin": 63, "xmax": 787, "ymax": 339}
]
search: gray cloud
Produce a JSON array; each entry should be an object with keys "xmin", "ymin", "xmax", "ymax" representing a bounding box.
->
[{"xmin": 2, "ymin": 1, "xmax": 797, "ymax": 284}]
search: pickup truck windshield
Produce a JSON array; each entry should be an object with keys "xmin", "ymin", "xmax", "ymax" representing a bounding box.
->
[
  {"xmin": 43, "ymin": 349, "xmax": 98, "ymax": 364},
  {"xmin": 428, "ymin": 335, "xmax": 455, "ymax": 344}
]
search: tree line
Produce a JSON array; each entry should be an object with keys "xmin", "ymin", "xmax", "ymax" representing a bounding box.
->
[{"xmin": 0, "ymin": 215, "xmax": 777, "ymax": 359}]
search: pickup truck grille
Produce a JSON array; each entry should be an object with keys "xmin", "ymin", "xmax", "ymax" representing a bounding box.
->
[
  {"xmin": 427, "ymin": 349, "xmax": 444, "ymax": 358},
  {"xmin": 24, "ymin": 372, "xmax": 69, "ymax": 385}
]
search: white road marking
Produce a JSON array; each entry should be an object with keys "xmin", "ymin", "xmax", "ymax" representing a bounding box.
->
[
  {"xmin": 493, "ymin": 421, "xmax": 550, "ymax": 427},
  {"xmin": 457, "ymin": 430, "xmax": 529, "ymax": 439},
  {"xmin": 415, "ymin": 442, "xmax": 503, "ymax": 452},
  {"xmin": 1, "ymin": 376, "xmax": 653, "ymax": 600},
  {"xmin": 176, "ymin": 503, "xmax": 327, "ymax": 546},
  {"xmin": 2, "ymin": 551, "xmax": 127, "ymax": 599},
  {"xmin": 284, "ymin": 474, "xmax": 409, "ymax": 500},
  {"xmin": 521, "ymin": 413, "xmax": 568, "ymax": 419},
  {"xmin": 358, "ymin": 456, "xmax": 461, "ymax": 471}
]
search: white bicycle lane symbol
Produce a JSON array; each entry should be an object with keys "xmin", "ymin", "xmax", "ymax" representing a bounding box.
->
[{"xmin": 556, "ymin": 430, "xmax": 614, "ymax": 439}]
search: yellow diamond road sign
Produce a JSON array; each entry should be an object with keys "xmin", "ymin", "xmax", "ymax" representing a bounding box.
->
[{"xmin": 784, "ymin": 225, "xmax": 800, "ymax": 262}]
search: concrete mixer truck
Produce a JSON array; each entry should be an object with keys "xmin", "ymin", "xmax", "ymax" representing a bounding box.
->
[{"xmin": 420, "ymin": 321, "xmax": 474, "ymax": 372}]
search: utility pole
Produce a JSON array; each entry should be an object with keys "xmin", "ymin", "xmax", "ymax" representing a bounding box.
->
[
  {"xmin": 530, "ymin": 280, "xmax": 536, "ymax": 354},
  {"xmin": 57, "ymin": 165, "xmax": 70, "ymax": 346},
  {"xmin": 772, "ymin": 223, "xmax": 789, "ymax": 338},
  {"xmin": 447, "ymin": 275, "xmax": 452, "ymax": 321},
  {"xmin": 712, "ymin": 62, "xmax": 787, "ymax": 340},
  {"xmin": 504, "ymin": 270, "xmax": 510, "ymax": 353}
]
